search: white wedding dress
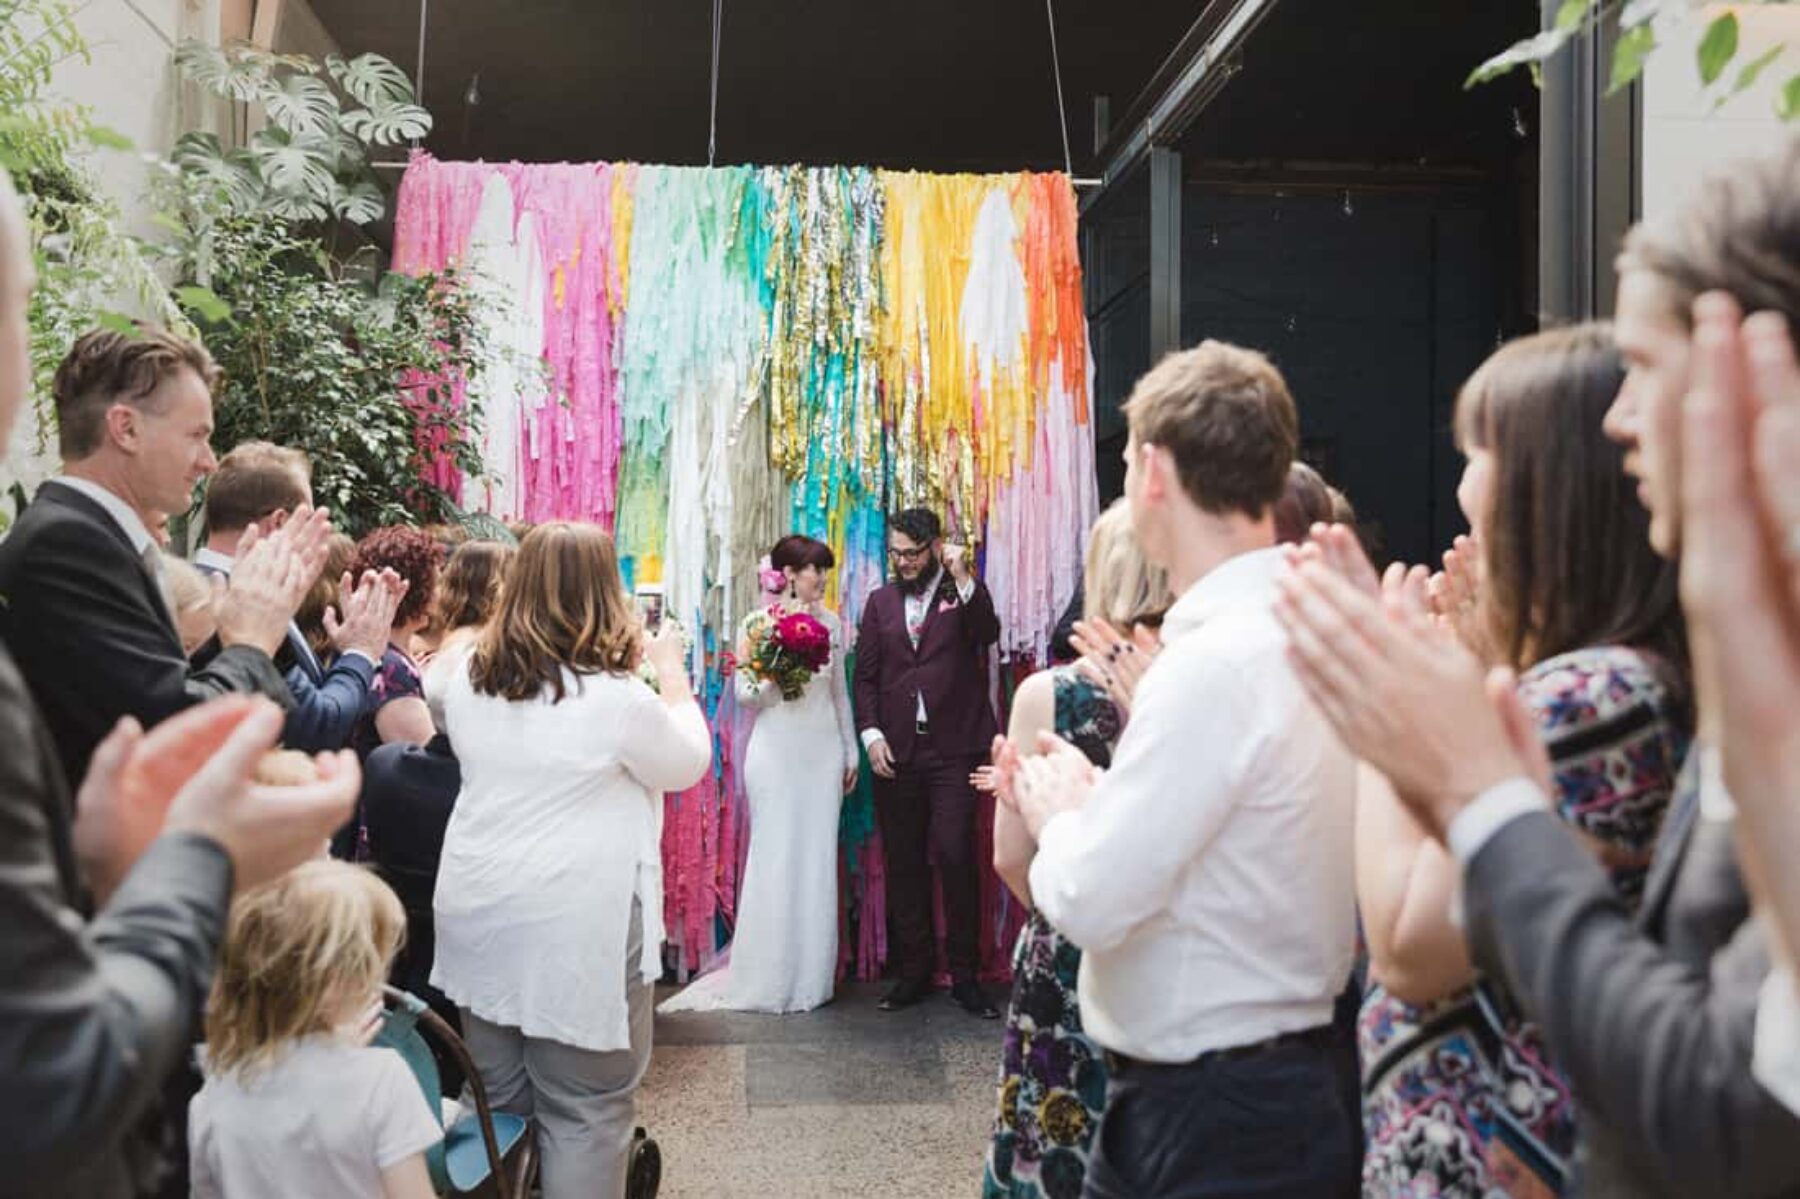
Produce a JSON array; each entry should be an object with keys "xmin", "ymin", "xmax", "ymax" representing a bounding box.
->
[{"xmin": 658, "ymin": 606, "xmax": 859, "ymax": 1014}]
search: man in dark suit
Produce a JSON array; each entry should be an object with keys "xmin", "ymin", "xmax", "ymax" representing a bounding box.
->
[
  {"xmin": 1276, "ymin": 142, "xmax": 1800, "ymax": 1195},
  {"xmin": 193, "ymin": 440, "xmax": 403, "ymax": 753},
  {"xmin": 854, "ymin": 507, "xmax": 1001, "ymax": 1017},
  {"xmin": 0, "ymin": 171, "xmax": 358, "ymax": 1198},
  {"xmin": 0, "ymin": 327, "xmax": 324, "ymax": 787}
]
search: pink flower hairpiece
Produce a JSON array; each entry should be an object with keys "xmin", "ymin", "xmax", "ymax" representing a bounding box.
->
[{"xmin": 757, "ymin": 555, "xmax": 787, "ymax": 596}]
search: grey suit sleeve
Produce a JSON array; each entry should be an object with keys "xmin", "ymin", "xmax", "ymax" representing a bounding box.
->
[
  {"xmin": 0, "ymin": 654, "xmax": 233, "ymax": 1188},
  {"xmin": 1464, "ymin": 811, "xmax": 1800, "ymax": 1197}
]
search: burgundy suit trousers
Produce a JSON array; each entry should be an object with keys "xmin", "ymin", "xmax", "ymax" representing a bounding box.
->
[{"xmin": 874, "ymin": 735, "xmax": 982, "ymax": 985}]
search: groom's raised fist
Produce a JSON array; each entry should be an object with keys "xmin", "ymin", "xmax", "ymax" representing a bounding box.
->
[{"xmin": 941, "ymin": 542, "xmax": 972, "ymax": 584}]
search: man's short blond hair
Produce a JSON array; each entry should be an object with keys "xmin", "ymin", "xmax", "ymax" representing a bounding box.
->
[{"xmin": 1122, "ymin": 340, "xmax": 1299, "ymax": 518}]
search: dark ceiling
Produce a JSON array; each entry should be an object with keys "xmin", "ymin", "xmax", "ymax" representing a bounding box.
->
[
  {"xmin": 307, "ymin": 0, "xmax": 1204, "ymax": 173},
  {"xmin": 309, "ymin": 1, "xmax": 1541, "ymax": 177}
]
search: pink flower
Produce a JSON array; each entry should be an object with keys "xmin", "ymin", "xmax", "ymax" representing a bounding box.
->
[{"xmin": 759, "ymin": 567, "xmax": 787, "ymax": 595}]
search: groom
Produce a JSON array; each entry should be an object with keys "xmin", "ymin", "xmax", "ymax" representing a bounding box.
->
[{"xmin": 855, "ymin": 507, "xmax": 1001, "ymax": 1018}]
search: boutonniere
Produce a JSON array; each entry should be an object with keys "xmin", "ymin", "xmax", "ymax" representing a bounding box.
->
[{"xmin": 937, "ymin": 596, "xmax": 958, "ymax": 614}]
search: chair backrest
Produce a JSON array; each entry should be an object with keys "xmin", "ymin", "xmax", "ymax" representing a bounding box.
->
[
  {"xmin": 380, "ymin": 985, "xmax": 520, "ymax": 1199},
  {"xmin": 375, "ymin": 990, "xmax": 454, "ymax": 1194}
]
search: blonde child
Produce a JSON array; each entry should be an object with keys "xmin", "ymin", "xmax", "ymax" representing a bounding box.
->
[
  {"xmin": 161, "ymin": 553, "xmax": 218, "ymax": 656},
  {"xmin": 189, "ymin": 861, "xmax": 441, "ymax": 1198}
]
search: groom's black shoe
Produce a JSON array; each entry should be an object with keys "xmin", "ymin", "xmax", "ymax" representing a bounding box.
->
[
  {"xmin": 952, "ymin": 981, "xmax": 1000, "ymax": 1019},
  {"xmin": 878, "ymin": 978, "xmax": 928, "ymax": 1011}
]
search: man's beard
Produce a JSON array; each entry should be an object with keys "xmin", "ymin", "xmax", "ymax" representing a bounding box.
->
[{"xmin": 897, "ymin": 568, "xmax": 936, "ymax": 596}]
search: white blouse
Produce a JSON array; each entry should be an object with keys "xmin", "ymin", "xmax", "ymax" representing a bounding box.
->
[{"xmin": 432, "ymin": 661, "xmax": 712, "ymax": 1052}]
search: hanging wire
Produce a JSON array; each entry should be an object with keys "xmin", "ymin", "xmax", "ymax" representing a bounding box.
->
[
  {"xmin": 708, "ymin": 0, "xmax": 724, "ymax": 167},
  {"xmin": 1044, "ymin": 0, "xmax": 1075, "ymax": 179},
  {"xmin": 414, "ymin": 0, "xmax": 429, "ymax": 106}
]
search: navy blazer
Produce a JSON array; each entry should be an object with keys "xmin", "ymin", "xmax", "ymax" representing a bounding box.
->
[{"xmin": 191, "ymin": 558, "xmax": 374, "ymax": 754}]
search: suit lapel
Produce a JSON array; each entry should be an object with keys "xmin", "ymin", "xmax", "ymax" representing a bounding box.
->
[
  {"xmin": 914, "ymin": 573, "xmax": 955, "ymax": 652},
  {"xmin": 1639, "ymin": 750, "xmax": 1701, "ymax": 931},
  {"xmin": 43, "ymin": 485, "xmax": 180, "ymax": 645}
]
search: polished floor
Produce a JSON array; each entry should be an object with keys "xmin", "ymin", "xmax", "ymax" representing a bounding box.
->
[{"xmin": 639, "ymin": 981, "xmax": 1002, "ymax": 1197}]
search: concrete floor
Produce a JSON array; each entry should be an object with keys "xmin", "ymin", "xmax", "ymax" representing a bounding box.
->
[{"xmin": 639, "ymin": 981, "xmax": 1002, "ymax": 1197}]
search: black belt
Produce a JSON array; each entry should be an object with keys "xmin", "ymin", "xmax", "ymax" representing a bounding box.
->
[{"xmin": 1105, "ymin": 1022, "xmax": 1338, "ymax": 1076}]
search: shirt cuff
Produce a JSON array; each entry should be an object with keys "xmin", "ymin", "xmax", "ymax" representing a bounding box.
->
[
  {"xmin": 1446, "ymin": 777, "xmax": 1548, "ymax": 865},
  {"xmin": 860, "ymin": 728, "xmax": 886, "ymax": 750},
  {"xmin": 956, "ymin": 576, "xmax": 977, "ymax": 603},
  {"xmin": 1755, "ymin": 966, "xmax": 1800, "ymax": 1118}
]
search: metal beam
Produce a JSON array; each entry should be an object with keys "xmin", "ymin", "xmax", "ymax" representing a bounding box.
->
[
  {"xmin": 1080, "ymin": 0, "xmax": 1278, "ymax": 214},
  {"xmin": 1539, "ymin": 0, "xmax": 1639, "ymax": 321},
  {"xmin": 1150, "ymin": 146, "xmax": 1183, "ymax": 360}
]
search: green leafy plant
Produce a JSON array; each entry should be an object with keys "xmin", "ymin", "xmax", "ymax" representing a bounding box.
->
[
  {"xmin": 0, "ymin": 0, "xmax": 185, "ymax": 531},
  {"xmin": 172, "ymin": 40, "xmax": 432, "ymax": 225},
  {"xmin": 172, "ymin": 216, "xmax": 489, "ymax": 536},
  {"xmin": 1470, "ymin": 1, "xmax": 1799, "ymax": 118}
]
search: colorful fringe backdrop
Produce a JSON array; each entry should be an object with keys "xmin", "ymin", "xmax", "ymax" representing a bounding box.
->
[{"xmin": 394, "ymin": 153, "xmax": 1098, "ymax": 983}]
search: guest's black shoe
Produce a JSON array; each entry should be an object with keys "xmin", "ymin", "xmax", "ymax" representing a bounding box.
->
[
  {"xmin": 952, "ymin": 981, "xmax": 1000, "ymax": 1019},
  {"xmin": 627, "ymin": 1127, "xmax": 661, "ymax": 1199},
  {"xmin": 878, "ymin": 979, "xmax": 927, "ymax": 1011}
]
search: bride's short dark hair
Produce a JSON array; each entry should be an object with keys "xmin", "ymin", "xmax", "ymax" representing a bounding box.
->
[{"xmin": 770, "ymin": 534, "xmax": 834, "ymax": 573}]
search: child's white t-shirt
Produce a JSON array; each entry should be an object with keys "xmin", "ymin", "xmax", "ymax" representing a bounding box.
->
[{"xmin": 189, "ymin": 1034, "xmax": 442, "ymax": 1198}]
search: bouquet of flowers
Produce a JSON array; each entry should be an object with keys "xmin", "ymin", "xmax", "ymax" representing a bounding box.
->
[{"xmin": 741, "ymin": 604, "xmax": 833, "ymax": 701}]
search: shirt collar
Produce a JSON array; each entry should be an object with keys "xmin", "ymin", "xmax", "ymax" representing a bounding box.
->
[
  {"xmin": 192, "ymin": 546, "xmax": 236, "ymax": 575},
  {"xmin": 1160, "ymin": 545, "xmax": 1288, "ymax": 642},
  {"xmin": 52, "ymin": 477, "xmax": 155, "ymax": 557}
]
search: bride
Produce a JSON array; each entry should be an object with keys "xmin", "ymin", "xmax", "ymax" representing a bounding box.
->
[{"xmin": 659, "ymin": 534, "xmax": 860, "ymax": 1014}]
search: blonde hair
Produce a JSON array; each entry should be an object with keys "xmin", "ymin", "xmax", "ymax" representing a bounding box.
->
[
  {"xmin": 205, "ymin": 861, "xmax": 405, "ymax": 1079},
  {"xmin": 468, "ymin": 521, "xmax": 641, "ymax": 702},
  {"xmin": 1083, "ymin": 500, "xmax": 1173, "ymax": 628},
  {"xmin": 162, "ymin": 554, "xmax": 214, "ymax": 621}
]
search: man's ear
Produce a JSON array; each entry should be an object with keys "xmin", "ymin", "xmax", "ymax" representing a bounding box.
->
[
  {"xmin": 263, "ymin": 508, "xmax": 291, "ymax": 532},
  {"xmin": 105, "ymin": 402, "xmax": 139, "ymax": 453}
]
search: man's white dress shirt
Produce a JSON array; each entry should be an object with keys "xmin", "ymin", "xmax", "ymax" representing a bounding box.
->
[
  {"xmin": 1028, "ymin": 546, "xmax": 1357, "ymax": 1063},
  {"xmin": 52, "ymin": 476, "xmax": 155, "ymax": 556}
]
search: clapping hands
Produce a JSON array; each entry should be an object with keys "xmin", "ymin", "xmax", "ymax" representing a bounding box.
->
[
  {"xmin": 1071, "ymin": 619, "xmax": 1161, "ymax": 714},
  {"xmin": 324, "ymin": 568, "xmax": 408, "ymax": 661},
  {"xmin": 214, "ymin": 505, "xmax": 334, "ymax": 656},
  {"xmin": 1274, "ymin": 525, "xmax": 1540, "ymax": 840}
]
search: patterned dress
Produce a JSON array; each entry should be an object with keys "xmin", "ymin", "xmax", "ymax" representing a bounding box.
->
[
  {"xmin": 984, "ymin": 669, "xmax": 1121, "ymax": 1199},
  {"xmin": 1359, "ymin": 646, "xmax": 1689, "ymax": 1198}
]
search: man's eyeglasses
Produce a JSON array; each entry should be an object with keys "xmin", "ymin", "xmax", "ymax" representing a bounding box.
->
[{"xmin": 888, "ymin": 544, "xmax": 932, "ymax": 563}]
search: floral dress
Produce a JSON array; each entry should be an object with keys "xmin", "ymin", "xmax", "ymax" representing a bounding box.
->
[
  {"xmin": 984, "ymin": 669, "xmax": 1121, "ymax": 1199},
  {"xmin": 1358, "ymin": 646, "xmax": 1689, "ymax": 1198}
]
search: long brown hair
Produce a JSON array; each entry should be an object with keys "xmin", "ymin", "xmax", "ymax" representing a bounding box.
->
[
  {"xmin": 468, "ymin": 522, "xmax": 640, "ymax": 702},
  {"xmin": 433, "ymin": 540, "xmax": 516, "ymax": 633},
  {"xmin": 1454, "ymin": 324, "xmax": 1687, "ymax": 677}
]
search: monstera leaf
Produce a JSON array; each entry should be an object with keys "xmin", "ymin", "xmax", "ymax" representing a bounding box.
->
[
  {"xmin": 260, "ymin": 189, "xmax": 330, "ymax": 222},
  {"xmin": 264, "ymin": 72, "xmax": 340, "ymax": 139},
  {"xmin": 176, "ymin": 40, "xmax": 271, "ymax": 101},
  {"xmin": 327, "ymin": 177, "xmax": 386, "ymax": 224},
  {"xmin": 327, "ymin": 52, "xmax": 417, "ymax": 107},
  {"xmin": 249, "ymin": 127, "xmax": 334, "ymax": 203},
  {"xmin": 172, "ymin": 132, "xmax": 264, "ymax": 212},
  {"xmin": 340, "ymin": 98, "xmax": 432, "ymax": 147}
]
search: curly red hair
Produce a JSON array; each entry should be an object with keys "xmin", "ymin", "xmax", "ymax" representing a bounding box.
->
[{"xmin": 349, "ymin": 525, "xmax": 443, "ymax": 628}]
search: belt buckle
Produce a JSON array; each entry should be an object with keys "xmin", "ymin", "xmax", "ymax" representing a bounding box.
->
[{"xmin": 915, "ymin": 719, "xmax": 930, "ymax": 737}]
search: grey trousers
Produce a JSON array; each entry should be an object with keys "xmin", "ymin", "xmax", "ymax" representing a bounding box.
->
[{"xmin": 461, "ymin": 902, "xmax": 654, "ymax": 1199}]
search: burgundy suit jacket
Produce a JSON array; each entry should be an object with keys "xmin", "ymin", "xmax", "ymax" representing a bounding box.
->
[{"xmin": 853, "ymin": 573, "xmax": 1000, "ymax": 764}]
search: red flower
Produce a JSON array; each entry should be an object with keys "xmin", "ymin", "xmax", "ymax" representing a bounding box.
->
[{"xmin": 772, "ymin": 611, "xmax": 832, "ymax": 672}]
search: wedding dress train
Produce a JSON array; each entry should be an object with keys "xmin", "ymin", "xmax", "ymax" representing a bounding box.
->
[{"xmin": 658, "ymin": 607, "xmax": 858, "ymax": 1014}]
